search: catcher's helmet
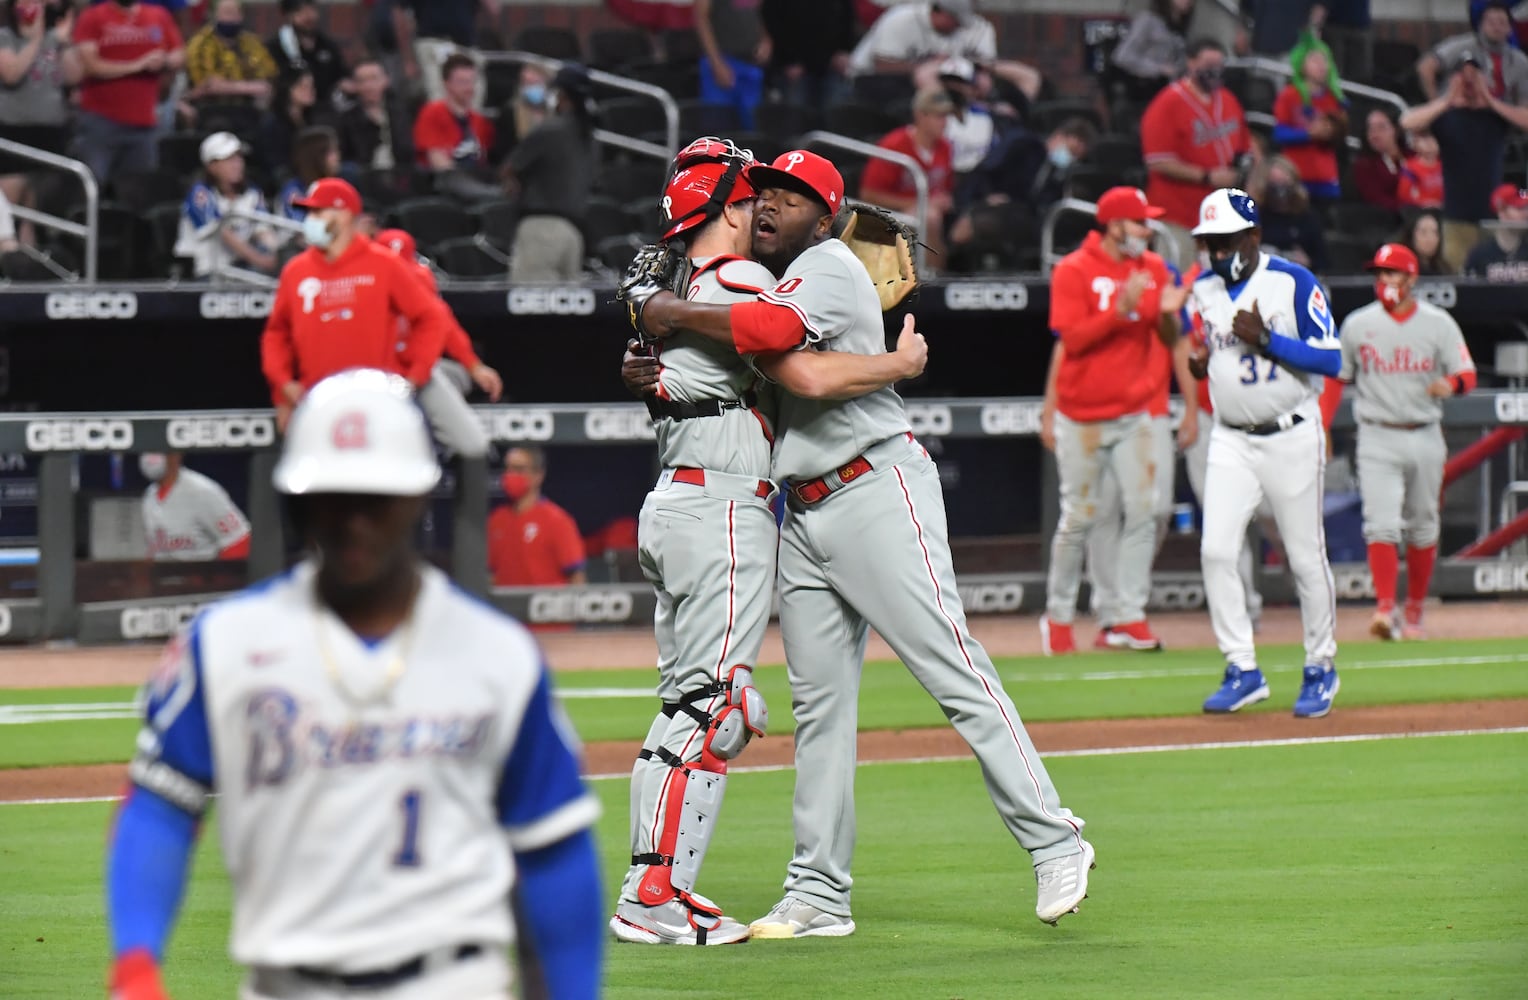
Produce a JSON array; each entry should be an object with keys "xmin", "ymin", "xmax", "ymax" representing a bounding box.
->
[
  {"xmin": 660, "ymin": 136, "xmax": 757, "ymax": 241},
  {"xmin": 273, "ymin": 369, "xmax": 440, "ymax": 497}
]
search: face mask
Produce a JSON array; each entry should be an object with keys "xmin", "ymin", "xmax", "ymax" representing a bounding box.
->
[
  {"xmin": 502, "ymin": 472, "xmax": 532, "ymax": 502},
  {"xmin": 215, "ymin": 20, "xmax": 242, "ymax": 38},
  {"xmin": 1121, "ymin": 234, "xmax": 1149, "ymax": 259},
  {"xmin": 1193, "ymin": 67, "xmax": 1223, "ymax": 93},
  {"xmin": 1210, "ymin": 249, "xmax": 1254, "ymax": 284},
  {"xmin": 519, "ymin": 84, "xmax": 545, "ymax": 107},
  {"xmin": 1047, "ymin": 145, "xmax": 1075, "ymax": 170},
  {"xmin": 302, "ymin": 213, "xmax": 333, "ymax": 248},
  {"xmin": 1375, "ymin": 280, "xmax": 1406, "ymax": 310},
  {"xmin": 139, "ymin": 453, "xmax": 167, "ymax": 482}
]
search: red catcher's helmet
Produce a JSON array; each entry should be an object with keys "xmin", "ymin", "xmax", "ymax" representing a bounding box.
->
[{"xmin": 660, "ymin": 136, "xmax": 757, "ymax": 241}]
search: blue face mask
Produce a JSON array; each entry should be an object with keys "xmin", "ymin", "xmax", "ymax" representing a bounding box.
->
[
  {"xmin": 215, "ymin": 20, "xmax": 242, "ymax": 38},
  {"xmin": 519, "ymin": 84, "xmax": 546, "ymax": 107},
  {"xmin": 1210, "ymin": 249, "xmax": 1250, "ymax": 284},
  {"xmin": 302, "ymin": 213, "xmax": 333, "ymax": 248},
  {"xmin": 1048, "ymin": 145, "xmax": 1075, "ymax": 169}
]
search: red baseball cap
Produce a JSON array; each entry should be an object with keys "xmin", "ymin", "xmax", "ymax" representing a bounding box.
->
[
  {"xmin": 1365, "ymin": 242, "xmax": 1418, "ymax": 276},
  {"xmin": 293, "ymin": 177, "xmax": 362, "ymax": 214},
  {"xmin": 375, "ymin": 228, "xmax": 417, "ymax": 259},
  {"xmin": 1491, "ymin": 183, "xmax": 1528, "ymax": 213},
  {"xmin": 747, "ymin": 150, "xmax": 844, "ymax": 214},
  {"xmin": 1095, "ymin": 186, "xmax": 1165, "ymax": 223}
]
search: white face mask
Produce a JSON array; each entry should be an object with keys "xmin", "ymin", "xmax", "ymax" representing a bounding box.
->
[
  {"xmin": 302, "ymin": 213, "xmax": 333, "ymax": 248},
  {"xmin": 1121, "ymin": 234, "xmax": 1149, "ymax": 258},
  {"xmin": 139, "ymin": 453, "xmax": 168, "ymax": 482}
]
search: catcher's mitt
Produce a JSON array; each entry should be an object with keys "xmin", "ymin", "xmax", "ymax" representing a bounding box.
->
[
  {"xmin": 840, "ymin": 203, "xmax": 919, "ymax": 312},
  {"xmin": 615, "ymin": 241, "xmax": 691, "ymax": 340}
]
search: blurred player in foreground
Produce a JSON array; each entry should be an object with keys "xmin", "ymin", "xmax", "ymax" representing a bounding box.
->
[{"xmin": 106, "ymin": 370, "xmax": 603, "ymax": 1000}]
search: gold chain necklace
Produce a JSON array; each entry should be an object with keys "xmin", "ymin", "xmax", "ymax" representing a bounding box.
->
[{"xmin": 314, "ymin": 579, "xmax": 420, "ymax": 707}]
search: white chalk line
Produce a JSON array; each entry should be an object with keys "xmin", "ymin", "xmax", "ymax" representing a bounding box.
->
[{"xmin": 5, "ymin": 726, "xmax": 1525, "ymax": 807}]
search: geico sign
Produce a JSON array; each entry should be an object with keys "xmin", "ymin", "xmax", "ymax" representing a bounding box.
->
[
  {"xmin": 527, "ymin": 590, "xmax": 634, "ymax": 624},
  {"xmin": 1473, "ymin": 563, "xmax": 1528, "ymax": 593},
  {"xmin": 1149, "ymin": 581, "xmax": 1206, "ymax": 610},
  {"xmin": 507, "ymin": 287, "xmax": 596, "ymax": 316},
  {"xmin": 585, "ymin": 409, "xmax": 656, "ymax": 441},
  {"xmin": 957, "ymin": 581, "xmax": 1025, "ymax": 613},
  {"xmin": 906, "ymin": 403, "xmax": 952, "ymax": 437},
  {"xmin": 46, "ymin": 291, "xmax": 138, "ymax": 320},
  {"xmin": 944, "ymin": 282, "xmax": 1029, "ymax": 311},
  {"xmin": 1332, "ymin": 568, "xmax": 1375, "ymax": 600},
  {"xmin": 980, "ymin": 402, "xmax": 1044, "ymax": 436},
  {"xmin": 167, "ymin": 416, "xmax": 275, "ymax": 449},
  {"xmin": 479, "ymin": 409, "xmax": 555, "ymax": 442},
  {"xmin": 26, "ymin": 419, "xmax": 134, "ymax": 451},
  {"xmin": 121, "ymin": 603, "xmax": 203, "ymax": 640},
  {"xmin": 199, "ymin": 291, "xmax": 274, "ymax": 320},
  {"xmin": 1495, "ymin": 393, "xmax": 1528, "ymax": 423},
  {"xmin": 1413, "ymin": 282, "xmax": 1457, "ymax": 309}
]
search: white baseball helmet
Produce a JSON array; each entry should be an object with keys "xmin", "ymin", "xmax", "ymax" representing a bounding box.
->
[
  {"xmin": 1191, "ymin": 188, "xmax": 1260, "ymax": 236},
  {"xmin": 272, "ymin": 369, "xmax": 440, "ymax": 496}
]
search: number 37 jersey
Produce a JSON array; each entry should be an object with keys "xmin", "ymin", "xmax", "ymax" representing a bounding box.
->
[{"xmin": 1193, "ymin": 252, "xmax": 1338, "ymax": 426}]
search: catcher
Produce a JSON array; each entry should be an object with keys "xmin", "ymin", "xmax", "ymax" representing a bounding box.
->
[{"xmin": 620, "ymin": 149, "xmax": 1094, "ymax": 938}]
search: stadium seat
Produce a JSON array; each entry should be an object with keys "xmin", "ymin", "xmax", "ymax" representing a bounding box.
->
[
  {"xmin": 823, "ymin": 102, "xmax": 899, "ymax": 141},
  {"xmin": 597, "ymin": 96, "xmax": 671, "ymax": 139},
  {"xmin": 433, "ymin": 236, "xmax": 509, "ymax": 278},
  {"xmin": 594, "ymin": 160, "xmax": 667, "ymax": 205},
  {"xmin": 755, "ymin": 102, "xmax": 823, "ymax": 147},
  {"xmin": 110, "ymin": 169, "xmax": 186, "ymax": 208},
  {"xmin": 387, "ymin": 197, "xmax": 476, "ymax": 254},
  {"xmin": 852, "ymin": 73, "xmax": 917, "ymax": 111},
  {"xmin": 469, "ymin": 198, "xmax": 518, "ymax": 243},
  {"xmin": 1324, "ymin": 232, "xmax": 1380, "ymax": 274},
  {"xmin": 512, "ymin": 27, "xmax": 583, "ymax": 61},
  {"xmin": 660, "ymin": 29, "xmax": 702, "ymax": 64},
  {"xmin": 1371, "ymin": 40, "xmax": 1421, "ymax": 96},
  {"xmin": 1049, "ymin": 207, "xmax": 1095, "ymax": 258},
  {"xmin": 589, "ymin": 28, "xmax": 651, "ymax": 69},
  {"xmin": 729, "ymin": 130, "xmax": 778, "ymax": 163},
  {"xmin": 355, "ymin": 167, "xmax": 418, "ymax": 211},
  {"xmin": 68, "ymin": 201, "xmax": 143, "ymax": 280},
  {"xmin": 157, "ymin": 132, "xmax": 204, "ymax": 180},
  {"xmin": 143, "ymin": 201, "xmax": 184, "ymax": 278},
  {"xmin": 483, "ymin": 61, "xmax": 522, "ymax": 110},
  {"xmin": 1223, "ymin": 68, "xmax": 1278, "ymax": 114},
  {"xmin": 596, "ymin": 233, "xmax": 645, "ymax": 271},
  {"xmin": 1325, "ymin": 201, "xmax": 1401, "ymax": 239},
  {"xmin": 678, "ymin": 99, "xmax": 740, "ymax": 136},
  {"xmin": 1026, "ymin": 99, "xmax": 1105, "ymax": 135},
  {"xmin": 1085, "ymin": 132, "xmax": 1145, "ymax": 173},
  {"xmin": 0, "ymin": 249, "xmax": 60, "ymax": 281},
  {"xmin": 617, "ymin": 60, "xmax": 700, "ymax": 102},
  {"xmin": 1065, "ymin": 165, "xmax": 1122, "ymax": 203},
  {"xmin": 585, "ymin": 196, "xmax": 638, "ymax": 246}
]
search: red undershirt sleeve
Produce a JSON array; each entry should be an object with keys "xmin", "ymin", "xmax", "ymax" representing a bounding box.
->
[{"xmin": 731, "ymin": 300, "xmax": 808, "ymax": 356}]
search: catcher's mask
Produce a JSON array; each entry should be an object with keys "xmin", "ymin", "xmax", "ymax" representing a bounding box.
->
[{"xmin": 659, "ymin": 136, "xmax": 757, "ymax": 241}]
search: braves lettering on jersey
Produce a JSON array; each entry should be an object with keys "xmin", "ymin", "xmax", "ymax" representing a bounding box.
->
[
  {"xmin": 759, "ymin": 239, "xmax": 911, "ymax": 481},
  {"xmin": 130, "ymin": 562, "xmax": 599, "ymax": 971},
  {"xmin": 1193, "ymin": 252, "xmax": 1338, "ymax": 426},
  {"xmin": 142, "ymin": 468, "xmax": 251, "ymax": 561},
  {"xmin": 653, "ymin": 254, "xmax": 777, "ymax": 476},
  {"xmin": 1339, "ymin": 301, "xmax": 1474, "ymax": 425}
]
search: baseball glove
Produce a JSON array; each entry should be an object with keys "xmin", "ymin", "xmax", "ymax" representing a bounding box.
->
[
  {"xmin": 839, "ymin": 203, "xmax": 919, "ymax": 312},
  {"xmin": 616, "ymin": 241, "xmax": 691, "ymax": 340}
]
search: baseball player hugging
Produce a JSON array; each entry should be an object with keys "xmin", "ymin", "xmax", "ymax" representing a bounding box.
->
[
  {"xmin": 106, "ymin": 371, "xmax": 605, "ymax": 1000},
  {"xmin": 1188, "ymin": 188, "xmax": 1342, "ymax": 719},
  {"xmin": 1337, "ymin": 243, "xmax": 1476, "ymax": 641}
]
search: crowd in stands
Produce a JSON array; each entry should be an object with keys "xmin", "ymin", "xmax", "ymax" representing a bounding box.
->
[{"xmin": 0, "ymin": 0, "xmax": 1523, "ymax": 283}]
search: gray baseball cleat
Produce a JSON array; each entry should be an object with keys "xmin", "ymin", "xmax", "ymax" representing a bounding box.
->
[
  {"xmin": 1035, "ymin": 840, "xmax": 1096, "ymax": 925},
  {"xmin": 609, "ymin": 897, "xmax": 751, "ymax": 945},
  {"xmin": 748, "ymin": 896, "xmax": 857, "ymax": 939}
]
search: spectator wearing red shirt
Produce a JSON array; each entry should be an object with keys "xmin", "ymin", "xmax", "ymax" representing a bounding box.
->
[
  {"xmin": 860, "ymin": 86, "xmax": 957, "ymax": 259},
  {"xmin": 488, "ymin": 446, "xmax": 587, "ymax": 589},
  {"xmin": 1140, "ymin": 38, "xmax": 1251, "ymax": 265},
  {"xmin": 413, "ymin": 52, "xmax": 499, "ymax": 203},
  {"xmin": 1352, "ymin": 108, "xmax": 1406, "ymax": 214},
  {"xmin": 70, "ymin": 0, "xmax": 184, "ymax": 182},
  {"xmin": 1397, "ymin": 130, "xmax": 1444, "ymax": 211},
  {"xmin": 1272, "ymin": 38, "xmax": 1347, "ymax": 201}
]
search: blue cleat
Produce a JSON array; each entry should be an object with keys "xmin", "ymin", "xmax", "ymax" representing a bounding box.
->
[
  {"xmin": 1293, "ymin": 665, "xmax": 1340, "ymax": 719},
  {"xmin": 1202, "ymin": 664, "xmax": 1270, "ymax": 713}
]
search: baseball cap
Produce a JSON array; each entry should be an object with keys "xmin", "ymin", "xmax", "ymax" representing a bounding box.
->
[
  {"xmin": 1191, "ymin": 188, "xmax": 1260, "ymax": 236},
  {"xmin": 1491, "ymin": 182, "xmax": 1528, "ymax": 213},
  {"xmin": 1095, "ymin": 186, "xmax": 1165, "ymax": 224},
  {"xmin": 747, "ymin": 150, "xmax": 844, "ymax": 214},
  {"xmin": 932, "ymin": 0, "xmax": 975, "ymax": 23},
  {"xmin": 1365, "ymin": 243, "xmax": 1419, "ymax": 276},
  {"xmin": 937, "ymin": 56, "xmax": 977, "ymax": 84},
  {"xmin": 273, "ymin": 369, "xmax": 441, "ymax": 497},
  {"xmin": 551, "ymin": 63, "xmax": 592, "ymax": 97},
  {"xmin": 913, "ymin": 86, "xmax": 956, "ymax": 115},
  {"xmin": 375, "ymin": 228, "xmax": 417, "ymax": 259},
  {"xmin": 199, "ymin": 131, "xmax": 246, "ymax": 165},
  {"xmin": 293, "ymin": 177, "xmax": 362, "ymax": 214}
]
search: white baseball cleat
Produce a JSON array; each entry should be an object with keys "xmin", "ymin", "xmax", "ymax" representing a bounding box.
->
[
  {"xmin": 1035, "ymin": 840, "xmax": 1095, "ymax": 925},
  {"xmin": 610, "ymin": 898, "xmax": 751, "ymax": 945},
  {"xmin": 748, "ymin": 896, "xmax": 857, "ymax": 939}
]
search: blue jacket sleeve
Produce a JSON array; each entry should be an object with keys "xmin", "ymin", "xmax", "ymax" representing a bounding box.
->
[
  {"xmin": 1272, "ymin": 123, "xmax": 1311, "ymax": 146},
  {"xmin": 513, "ymin": 828, "xmax": 604, "ymax": 1000},
  {"xmin": 1264, "ymin": 330, "xmax": 1342, "ymax": 376},
  {"xmin": 106, "ymin": 787, "xmax": 200, "ymax": 962}
]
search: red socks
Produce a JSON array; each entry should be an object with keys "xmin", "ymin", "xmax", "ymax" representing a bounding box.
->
[
  {"xmin": 1406, "ymin": 545, "xmax": 1437, "ymax": 620},
  {"xmin": 1367, "ymin": 542, "xmax": 1399, "ymax": 613}
]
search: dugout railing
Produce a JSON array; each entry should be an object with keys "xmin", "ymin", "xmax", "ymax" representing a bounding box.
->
[{"xmin": 2, "ymin": 392, "xmax": 1525, "ymax": 644}]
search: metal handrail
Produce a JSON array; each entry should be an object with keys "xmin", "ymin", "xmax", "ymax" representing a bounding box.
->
[
  {"xmin": 210, "ymin": 209, "xmax": 304, "ymax": 287},
  {"xmin": 1040, "ymin": 197, "xmax": 1182, "ymax": 273},
  {"xmin": 1227, "ymin": 55, "xmax": 1408, "ymax": 117},
  {"xmin": 0, "ymin": 137, "xmax": 98, "ymax": 282},
  {"xmin": 800, "ymin": 130, "xmax": 929, "ymax": 275},
  {"xmin": 478, "ymin": 50, "xmax": 679, "ymax": 168}
]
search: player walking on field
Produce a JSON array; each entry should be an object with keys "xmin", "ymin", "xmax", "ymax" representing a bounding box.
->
[
  {"xmin": 1041, "ymin": 186, "xmax": 1190, "ymax": 655},
  {"xmin": 1187, "ymin": 188, "xmax": 1342, "ymax": 718},
  {"xmin": 105, "ymin": 370, "xmax": 604, "ymax": 1000},
  {"xmin": 1337, "ymin": 243, "xmax": 1476, "ymax": 640},
  {"xmin": 620, "ymin": 148, "xmax": 1094, "ymax": 936}
]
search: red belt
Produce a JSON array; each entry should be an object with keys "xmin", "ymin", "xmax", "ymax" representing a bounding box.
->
[
  {"xmin": 673, "ymin": 467, "xmax": 773, "ymax": 498},
  {"xmin": 791, "ymin": 457, "xmax": 872, "ymax": 506}
]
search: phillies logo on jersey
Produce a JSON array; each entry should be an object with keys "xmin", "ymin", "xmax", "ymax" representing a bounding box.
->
[
  {"xmin": 1358, "ymin": 344, "xmax": 1435, "ymax": 375},
  {"xmin": 331, "ymin": 412, "xmax": 369, "ymax": 450}
]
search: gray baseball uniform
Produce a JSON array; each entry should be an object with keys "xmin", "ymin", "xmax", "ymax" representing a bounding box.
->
[
  {"xmin": 142, "ymin": 468, "xmax": 251, "ymax": 561},
  {"xmin": 766, "ymin": 239, "xmax": 1087, "ymax": 918},
  {"xmin": 1086, "ymin": 413, "xmax": 1174, "ymax": 626},
  {"xmin": 1339, "ymin": 300, "xmax": 1474, "ymax": 547},
  {"xmin": 619, "ymin": 255, "xmax": 782, "ymax": 909}
]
